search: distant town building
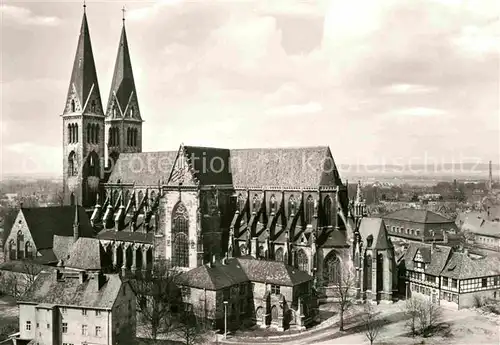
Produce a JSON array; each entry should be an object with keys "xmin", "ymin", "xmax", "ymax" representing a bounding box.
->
[
  {"xmin": 456, "ymin": 211, "xmax": 500, "ymax": 252},
  {"xmin": 3, "ymin": 206, "xmax": 94, "ymax": 264},
  {"xmin": 178, "ymin": 256, "xmax": 315, "ymax": 331},
  {"xmin": 13, "ymin": 270, "xmax": 135, "ymax": 345},
  {"xmin": 383, "ymin": 209, "xmax": 458, "ymax": 243},
  {"xmin": 398, "ymin": 243, "xmax": 500, "ymax": 309}
]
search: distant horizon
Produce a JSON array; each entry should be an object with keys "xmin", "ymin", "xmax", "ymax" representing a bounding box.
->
[{"xmin": 1, "ymin": 0, "xmax": 499, "ymax": 178}]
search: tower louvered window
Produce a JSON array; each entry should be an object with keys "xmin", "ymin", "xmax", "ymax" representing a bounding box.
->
[{"xmin": 172, "ymin": 202, "xmax": 189, "ymax": 268}]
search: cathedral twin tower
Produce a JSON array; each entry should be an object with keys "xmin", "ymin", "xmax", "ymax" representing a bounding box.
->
[{"xmin": 62, "ymin": 7, "xmax": 143, "ymax": 207}]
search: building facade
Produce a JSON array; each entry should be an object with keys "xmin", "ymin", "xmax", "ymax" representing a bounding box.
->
[
  {"xmin": 398, "ymin": 243, "xmax": 500, "ymax": 309},
  {"xmin": 383, "ymin": 209, "xmax": 458, "ymax": 243},
  {"xmin": 14, "ymin": 270, "xmax": 135, "ymax": 345}
]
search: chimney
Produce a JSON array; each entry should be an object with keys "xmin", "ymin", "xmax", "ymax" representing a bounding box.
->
[
  {"xmin": 73, "ymin": 204, "xmax": 80, "ymax": 243},
  {"xmin": 443, "ymin": 231, "xmax": 448, "ymax": 244},
  {"xmin": 78, "ymin": 271, "xmax": 87, "ymax": 284},
  {"xmin": 54, "ymin": 269, "xmax": 63, "ymax": 282},
  {"xmin": 95, "ymin": 271, "xmax": 107, "ymax": 290}
]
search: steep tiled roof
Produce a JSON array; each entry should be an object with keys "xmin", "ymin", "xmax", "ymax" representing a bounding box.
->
[
  {"xmin": 178, "ymin": 257, "xmax": 312, "ymax": 290},
  {"xmin": 236, "ymin": 257, "xmax": 312, "ymax": 286},
  {"xmin": 442, "ymin": 252, "xmax": 500, "ymax": 279},
  {"xmin": 107, "ymin": 151, "xmax": 177, "ymax": 185},
  {"xmin": 21, "ymin": 206, "xmax": 94, "ymax": 250},
  {"xmin": 358, "ymin": 218, "xmax": 392, "ymax": 250},
  {"xmin": 384, "ymin": 209, "xmax": 453, "ymax": 224},
  {"xmin": 19, "ymin": 272, "xmax": 123, "ymax": 309},
  {"xmin": 401, "ymin": 243, "xmax": 452, "ymax": 276},
  {"xmin": 65, "ymin": 237, "xmax": 105, "ymax": 270},
  {"xmin": 318, "ymin": 229, "xmax": 348, "ymax": 248},
  {"xmin": 229, "ymin": 146, "xmax": 341, "ymax": 188},
  {"xmin": 183, "ymin": 146, "xmax": 233, "ymax": 185},
  {"xmin": 52, "ymin": 235, "xmax": 75, "ymax": 261},
  {"xmin": 106, "ymin": 146, "xmax": 344, "ymax": 190}
]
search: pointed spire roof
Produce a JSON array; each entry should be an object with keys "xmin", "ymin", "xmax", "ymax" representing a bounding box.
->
[
  {"xmin": 106, "ymin": 21, "xmax": 141, "ymax": 120},
  {"xmin": 355, "ymin": 180, "xmax": 364, "ymax": 204},
  {"xmin": 64, "ymin": 10, "xmax": 103, "ymax": 115}
]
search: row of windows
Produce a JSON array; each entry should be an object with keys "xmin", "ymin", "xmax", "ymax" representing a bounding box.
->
[
  {"xmin": 86, "ymin": 124, "xmax": 100, "ymax": 144},
  {"xmin": 8, "ymin": 231, "xmax": 34, "ymax": 260},
  {"xmin": 127, "ymin": 128, "xmax": 139, "ymax": 147},
  {"xmin": 68, "ymin": 124, "xmax": 79, "ymax": 143},
  {"xmin": 441, "ymin": 277, "xmax": 458, "ymax": 289},
  {"xmin": 238, "ymin": 193, "xmax": 334, "ymax": 226},
  {"xmin": 476, "ymin": 236, "xmax": 499, "ymax": 244},
  {"xmin": 61, "ymin": 323, "xmax": 102, "ymax": 336},
  {"xmin": 60, "ymin": 307, "xmax": 102, "ymax": 316},
  {"xmin": 108, "ymin": 127, "xmax": 139, "ymax": 147},
  {"xmin": 441, "ymin": 291, "xmax": 459, "ymax": 303},
  {"xmin": 390, "ymin": 226, "xmax": 421, "ymax": 236}
]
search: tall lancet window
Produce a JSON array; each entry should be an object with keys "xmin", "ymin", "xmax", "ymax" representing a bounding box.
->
[
  {"xmin": 305, "ymin": 195, "xmax": 314, "ymax": 224},
  {"xmin": 238, "ymin": 193, "xmax": 245, "ymax": 212},
  {"xmin": 324, "ymin": 196, "xmax": 332, "ymax": 226},
  {"xmin": 172, "ymin": 202, "xmax": 189, "ymax": 268},
  {"xmin": 297, "ymin": 249, "xmax": 308, "ymax": 272},
  {"xmin": 71, "ymin": 99, "xmax": 76, "ymax": 112},
  {"xmin": 288, "ymin": 195, "xmax": 296, "ymax": 217},
  {"xmin": 68, "ymin": 151, "xmax": 77, "ymax": 176},
  {"xmin": 270, "ymin": 195, "xmax": 276, "ymax": 214}
]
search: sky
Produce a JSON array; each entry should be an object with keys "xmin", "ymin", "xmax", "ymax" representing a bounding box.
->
[{"xmin": 1, "ymin": 0, "xmax": 499, "ymax": 177}]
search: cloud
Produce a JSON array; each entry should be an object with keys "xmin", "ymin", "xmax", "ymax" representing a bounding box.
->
[
  {"xmin": 381, "ymin": 83, "xmax": 439, "ymax": 94},
  {"xmin": 388, "ymin": 107, "xmax": 448, "ymax": 117},
  {"xmin": 126, "ymin": 0, "xmax": 183, "ymax": 21},
  {"xmin": 453, "ymin": 21, "xmax": 500, "ymax": 56},
  {"xmin": 0, "ymin": 5, "xmax": 61, "ymax": 26},
  {"xmin": 265, "ymin": 102, "xmax": 323, "ymax": 116}
]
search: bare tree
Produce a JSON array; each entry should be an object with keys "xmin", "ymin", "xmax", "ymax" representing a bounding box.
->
[
  {"xmin": 403, "ymin": 296, "xmax": 422, "ymax": 337},
  {"xmin": 131, "ymin": 259, "xmax": 181, "ymax": 341},
  {"xmin": 176, "ymin": 303, "xmax": 207, "ymax": 345},
  {"xmin": 334, "ymin": 260, "xmax": 357, "ymax": 331},
  {"xmin": 418, "ymin": 298, "xmax": 443, "ymax": 337},
  {"xmin": 362, "ymin": 303, "xmax": 382, "ymax": 345}
]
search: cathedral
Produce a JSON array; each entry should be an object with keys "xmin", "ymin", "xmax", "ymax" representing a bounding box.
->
[{"xmin": 62, "ymin": 8, "xmax": 397, "ymax": 301}]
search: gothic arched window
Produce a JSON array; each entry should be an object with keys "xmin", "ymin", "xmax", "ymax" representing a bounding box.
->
[
  {"xmin": 87, "ymin": 151, "xmax": 99, "ymax": 177},
  {"xmin": 270, "ymin": 194, "xmax": 276, "ymax": 213},
  {"xmin": 138, "ymin": 190, "xmax": 144, "ymax": 205},
  {"xmin": 133, "ymin": 128, "xmax": 138, "ymax": 147},
  {"xmin": 71, "ymin": 99, "xmax": 76, "ymax": 112},
  {"xmin": 87, "ymin": 124, "xmax": 91, "ymax": 143},
  {"xmin": 324, "ymin": 195, "xmax": 333, "ymax": 226},
  {"xmin": 25, "ymin": 241, "xmax": 33, "ymax": 259},
  {"xmin": 275, "ymin": 247, "xmax": 284, "ymax": 262},
  {"xmin": 95, "ymin": 124, "xmax": 99, "ymax": 144},
  {"xmin": 288, "ymin": 195, "xmax": 296, "ymax": 217},
  {"xmin": 75, "ymin": 124, "xmax": 79, "ymax": 142},
  {"xmin": 130, "ymin": 106, "xmax": 134, "ymax": 117},
  {"xmin": 297, "ymin": 249, "xmax": 308, "ymax": 272},
  {"xmin": 17, "ymin": 230, "xmax": 24, "ymax": 260},
  {"xmin": 116, "ymin": 128, "xmax": 120, "ymax": 146},
  {"xmin": 91, "ymin": 100, "xmax": 96, "ymax": 113},
  {"xmin": 9, "ymin": 240, "xmax": 15, "ymax": 260},
  {"xmin": 252, "ymin": 194, "xmax": 260, "ymax": 213},
  {"xmin": 323, "ymin": 251, "xmax": 340, "ymax": 286},
  {"xmin": 172, "ymin": 202, "xmax": 189, "ymax": 268},
  {"xmin": 238, "ymin": 193, "xmax": 245, "ymax": 212},
  {"xmin": 68, "ymin": 151, "xmax": 77, "ymax": 176},
  {"xmin": 68, "ymin": 124, "xmax": 72, "ymax": 143},
  {"xmin": 305, "ymin": 195, "xmax": 314, "ymax": 224}
]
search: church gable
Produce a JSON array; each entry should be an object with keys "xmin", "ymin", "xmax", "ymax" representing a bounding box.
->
[
  {"xmin": 81, "ymin": 85, "xmax": 104, "ymax": 116},
  {"xmin": 64, "ymin": 84, "xmax": 83, "ymax": 114},
  {"xmin": 167, "ymin": 146, "xmax": 198, "ymax": 186}
]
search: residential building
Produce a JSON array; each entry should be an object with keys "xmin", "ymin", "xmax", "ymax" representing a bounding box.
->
[
  {"xmin": 13, "ymin": 270, "xmax": 135, "ymax": 345},
  {"xmin": 457, "ymin": 212, "xmax": 500, "ymax": 252},
  {"xmin": 383, "ymin": 208, "xmax": 457, "ymax": 243},
  {"xmin": 177, "ymin": 256, "xmax": 315, "ymax": 331},
  {"xmin": 398, "ymin": 243, "xmax": 500, "ymax": 309}
]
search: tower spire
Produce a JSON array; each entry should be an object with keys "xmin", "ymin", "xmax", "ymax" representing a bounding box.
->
[
  {"xmin": 106, "ymin": 17, "xmax": 141, "ymax": 120},
  {"xmin": 63, "ymin": 7, "xmax": 103, "ymax": 115}
]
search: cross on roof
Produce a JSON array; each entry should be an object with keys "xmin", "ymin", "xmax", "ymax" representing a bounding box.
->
[{"xmin": 122, "ymin": 6, "xmax": 126, "ymax": 22}]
